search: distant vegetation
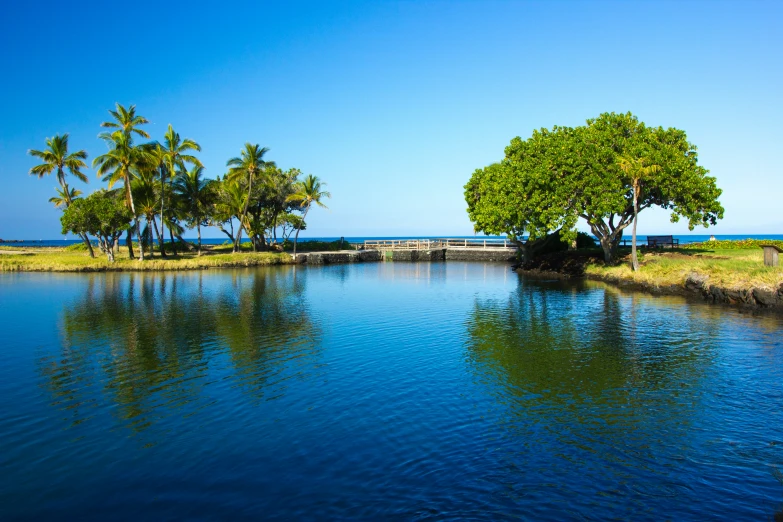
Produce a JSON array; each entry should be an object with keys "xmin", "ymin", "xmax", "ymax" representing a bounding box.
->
[
  {"xmin": 465, "ymin": 112, "xmax": 724, "ymax": 267},
  {"xmin": 682, "ymin": 239, "xmax": 783, "ymax": 250},
  {"xmin": 28, "ymin": 104, "xmax": 330, "ymax": 262}
]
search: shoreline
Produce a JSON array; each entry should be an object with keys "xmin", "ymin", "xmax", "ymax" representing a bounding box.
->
[
  {"xmin": 0, "ymin": 244, "xmax": 517, "ymax": 272},
  {"xmin": 5, "ymin": 245, "xmax": 783, "ymax": 311},
  {"xmin": 515, "ymin": 249, "xmax": 783, "ymax": 310}
]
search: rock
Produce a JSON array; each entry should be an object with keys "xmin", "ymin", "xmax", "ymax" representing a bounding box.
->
[
  {"xmin": 685, "ymin": 272, "xmax": 708, "ymax": 292},
  {"xmin": 708, "ymin": 285, "xmax": 725, "ymax": 303},
  {"xmin": 752, "ymin": 288, "xmax": 778, "ymax": 307}
]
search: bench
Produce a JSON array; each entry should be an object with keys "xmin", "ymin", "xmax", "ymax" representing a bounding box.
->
[{"xmin": 647, "ymin": 235, "xmax": 679, "ymax": 248}]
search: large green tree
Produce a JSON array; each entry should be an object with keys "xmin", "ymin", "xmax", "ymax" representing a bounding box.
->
[
  {"xmin": 465, "ymin": 126, "xmax": 582, "ymax": 258},
  {"xmin": 61, "ymin": 190, "xmax": 132, "ymax": 262},
  {"xmin": 466, "ymin": 112, "xmax": 724, "ymax": 263},
  {"xmin": 28, "ymin": 134, "xmax": 95, "ymax": 257}
]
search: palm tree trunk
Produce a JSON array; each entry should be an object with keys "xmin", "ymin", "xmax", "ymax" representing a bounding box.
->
[
  {"xmin": 235, "ymin": 225, "xmax": 243, "ymax": 253},
  {"xmin": 146, "ymin": 221, "xmax": 154, "ymax": 259},
  {"xmin": 197, "ymin": 224, "xmax": 202, "ymax": 256},
  {"xmin": 631, "ymin": 180, "xmax": 639, "ymax": 272},
  {"xmin": 126, "ymin": 177, "xmax": 144, "ymax": 261},
  {"xmin": 152, "ymin": 215, "xmax": 166, "ymax": 257},
  {"xmin": 134, "ymin": 218, "xmax": 144, "ymax": 260},
  {"xmin": 126, "ymin": 230, "xmax": 135, "ymax": 259},
  {"xmin": 234, "ymin": 170, "xmax": 254, "ymax": 253},
  {"xmin": 292, "ymin": 206, "xmax": 309, "ymax": 260},
  {"xmin": 160, "ymin": 166, "xmax": 166, "ymax": 255},
  {"xmin": 169, "ymin": 227, "xmax": 176, "ymax": 256}
]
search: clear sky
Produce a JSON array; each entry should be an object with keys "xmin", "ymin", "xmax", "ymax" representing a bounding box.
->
[{"xmin": 1, "ymin": 0, "xmax": 781, "ymax": 239}]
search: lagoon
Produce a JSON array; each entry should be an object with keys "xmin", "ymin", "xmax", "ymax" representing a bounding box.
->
[{"xmin": 1, "ymin": 262, "xmax": 782, "ymax": 519}]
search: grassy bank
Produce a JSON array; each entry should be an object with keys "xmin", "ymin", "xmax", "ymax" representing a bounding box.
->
[
  {"xmin": 586, "ymin": 247, "xmax": 783, "ymax": 290},
  {"xmin": 519, "ymin": 240, "xmax": 783, "ymax": 306},
  {"xmin": 0, "ymin": 245, "xmax": 291, "ymax": 272}
]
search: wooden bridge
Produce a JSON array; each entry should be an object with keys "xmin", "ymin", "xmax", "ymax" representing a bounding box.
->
[{"xmin": 362, "ymin": 238, "xmax": 516, "ymax": 251}]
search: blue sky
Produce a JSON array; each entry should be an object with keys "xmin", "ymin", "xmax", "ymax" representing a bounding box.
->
[{"xmin": 1, "ymin": 0, "xmax": 781, "ymax": 239}]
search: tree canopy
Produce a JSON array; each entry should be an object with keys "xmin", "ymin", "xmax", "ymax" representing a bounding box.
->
[
  {"xmin": 60, "ymin": 190, "xmax": 132, "ymax": 262},
  {"xmin": 465, "ymin": 112, "xmax": 724, "ymax": 262}
]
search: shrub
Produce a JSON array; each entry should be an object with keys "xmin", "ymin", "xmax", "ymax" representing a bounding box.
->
[
  {"xmin": 683, "ymin": 239, "xmax": 783, "ymax": 250},
  {"xmin": 65, "ymin": 242, "xmax": 90, "ymax": 251}
]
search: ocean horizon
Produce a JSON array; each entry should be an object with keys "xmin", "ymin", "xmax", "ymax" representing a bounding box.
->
[{"xmin": 2, "ymin": 234, "xmax": 782, "ymax": 248}]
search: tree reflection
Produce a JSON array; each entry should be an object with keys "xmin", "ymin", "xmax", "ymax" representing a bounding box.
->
[
  {"xmin": 465, "ymin": 277, "xmax": 721, "ymax": 448},
  {"xmin": 40, "ymin": 268, "xmax": 320, "ymax": 434}
]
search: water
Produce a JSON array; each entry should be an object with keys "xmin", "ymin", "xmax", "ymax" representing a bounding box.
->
[
  {"xmin": 1, "ymin": 263, "xmax": 782, "ymax": 520},
  {"xmin": 5, "ymin": 234, "xmax": 783, "ymax": 248}
]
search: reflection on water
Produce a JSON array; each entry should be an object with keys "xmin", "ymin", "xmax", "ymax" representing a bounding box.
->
[
  {"xmin": 40, "ymin": 269, "xmax": 319, "ymax": 434},
  {"xmin": 0, "ymin": 264, "xmax": 781, "ymax": 520}
]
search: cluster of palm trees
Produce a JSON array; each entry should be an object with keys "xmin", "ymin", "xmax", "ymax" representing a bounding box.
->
[{"xmin": 28, "ymin": 103, "xmax": 330, "ymax": 260}]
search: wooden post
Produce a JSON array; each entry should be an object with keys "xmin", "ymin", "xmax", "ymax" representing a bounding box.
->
[{"xmin": 760, "ymin": 244, "xmax": 782, "ymax": 267}]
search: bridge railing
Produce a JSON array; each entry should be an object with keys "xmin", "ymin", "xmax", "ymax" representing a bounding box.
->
[{"xmin": 363, "ymin": 238, "xmax": 515, "ymax": 251}]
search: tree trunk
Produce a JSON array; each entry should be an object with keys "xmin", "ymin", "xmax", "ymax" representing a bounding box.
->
[
  {"xmin": 80, "ymin": 233, "xmax": 96, "ymax": 258},
  {"xmin": 236, "ymin": 226, "xmax": 243, "ymax": 252},
  {"xmin": 217, "ymin": 224, "xmax": 235, "ymax": 245},
  {"xmin": 152, "ymin": 215, "xmax": 167, "ymax": 258},
  {"xmin": 126, "ymin": 229, "xmax": 135, "ymax": 259},
  {"xmin": 234, "ymin": 170, "xmax": 254, "ymax": 253},
  {"xmin": 135, "ymin": 218, "xmax": 145, "ymax": 260},
  {"xmin": 169, "ymin": 227, "xmax": 176, "ymax": 256},
  {"xmin": 58, "ymin": 177, "xmax": 95, "ymax": 258},
  {"xmin": 599, "ymin": 236, "xmax": 615, "ymax": 263},
  {"xmin": 104, "ymin": 236, "xmax": 115, "ymax": 263},
  {"xmin": 292, "ymin": 206, "xmax": 309, "ymax": 260},
  {"xmin": 146, "ymin": 222, "xmax": 154, "ymax": 259},
  {"xmin": 197, "ymin": 224, "xmax": 202, "ymax": 256},
  {"xmin": 160, "ymin": 165, "xmax": 166, "ymax": 255},
  {"xmin": 631, "ymin": 180, "xmax": 640, "ymax": 272},
  {"xmin": 126, "ymin": 177, "xmax": 143, "ymax": 261}
]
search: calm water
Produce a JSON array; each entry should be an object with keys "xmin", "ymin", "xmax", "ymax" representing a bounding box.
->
[{"xmin": 1, "ymin": 263, "xmax": 782, "ymax": 520}]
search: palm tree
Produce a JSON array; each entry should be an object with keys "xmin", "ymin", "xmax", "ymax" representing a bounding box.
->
[
  {"xmin": 93, "ymin": 131, "xmax": 151, "ymax": 260},
  {"xmin": 100, "ymin": 103, "xmax": 150, "ymax": 140},
  {"xmin": 287, "ymin": 174, "xmax": 330, "ymax": 259},
  {"xmin": 618, "ymin": 155, "xmax": 662, "ymax": 271},
  {"xmin": 49, "ymin": 186, "xmax": 83, "ymax": 208},
  {"xmin": 28, "ymin": 134, "xmax": 95, "ymax": 257},
  {"xmin": 98, "ymin": 103, "xmax": 150, "ymax": 259},
  {"xmin": 226, "ymin": 143, "xmax": 274, "ymax": 253},
  {"xmin": 131, "ymin": 167, "xmax": 163, "ymax": 258},
  {"xmin": 160, "ymin": 125, "xmax": 201, "ymax": 254},
  {"xmin": 210, "ymin": 177, "xmax": 245, "ymax": 246},
  {"xmin": 173, "ymin": 166, "xmax": 212, "ymax": 255}
]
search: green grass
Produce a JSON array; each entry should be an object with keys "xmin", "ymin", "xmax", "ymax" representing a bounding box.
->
[
  {"xmin": 585, "ymin": 247, "xmax": 783, "ymax": 290},
  {"xmin": 0, "ymin": 246, "xmax": 291, "ymax": 272}
]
